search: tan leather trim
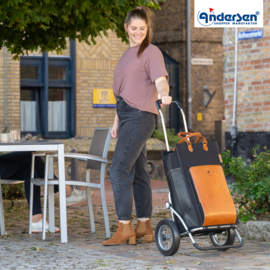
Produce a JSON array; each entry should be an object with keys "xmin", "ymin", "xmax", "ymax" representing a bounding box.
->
[
  {"xmin": 218, "ymin": 154, "xmax": 223, "ymax": 163},
  {"xmin": 203, "ymin": 144, "xmax": 208, "ymax": 151},
  {"xmin": 189, "ymin": 165, "xmax": 237, "ymax": 226}
]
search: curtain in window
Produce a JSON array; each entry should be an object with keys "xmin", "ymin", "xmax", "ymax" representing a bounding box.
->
[
  {"xmin": 48, "ymin": 101, "xmax": 66, "ymax": 131},
  {"xmin": 20, "ymin": 101, "xmax": 37, "ymax": 132}
]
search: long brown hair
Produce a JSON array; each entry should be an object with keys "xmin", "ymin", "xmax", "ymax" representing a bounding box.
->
[{"xmin": 124, "ymin": 6, "xmax": 153, "ymax": 58}]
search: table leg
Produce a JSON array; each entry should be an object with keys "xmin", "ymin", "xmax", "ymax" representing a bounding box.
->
[
  {"xmin": 48, "ymin": 156, "xmax": 55, "ymax": 233},
  {"xmin": 58, "ymin": 144, "xmax": 68, "ymax": 243},
  {"xmin": 0, "ymin": 182, "xmax": 6, "ymax": 235}
]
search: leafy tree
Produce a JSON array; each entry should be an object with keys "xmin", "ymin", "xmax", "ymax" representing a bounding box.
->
[{"xmin": 0, "ymin": 0, "xmax": 160, "ymax": 59}]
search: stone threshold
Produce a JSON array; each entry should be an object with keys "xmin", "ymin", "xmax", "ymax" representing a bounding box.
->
[{"xmin": 237, "ymin": 221, "xmax": 270, "ymax": 241}]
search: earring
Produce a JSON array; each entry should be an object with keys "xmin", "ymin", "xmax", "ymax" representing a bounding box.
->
[{"xmin": 125, "ymin": 31, "xmax": 129, "ymax": 39}]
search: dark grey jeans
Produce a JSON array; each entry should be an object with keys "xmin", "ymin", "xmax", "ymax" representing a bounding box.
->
[
  {"xmin": 0, "ymin": 151, "xmax": 59, "ymax": 215},
  {"xmin": 110, "ymin": 96, "xmax": 155, "ymax": 220}
]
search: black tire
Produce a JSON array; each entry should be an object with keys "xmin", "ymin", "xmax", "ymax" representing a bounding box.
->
[
  {"xmin": 209, "ymin": 229, "xmax": 235, "ymax": 251},
  {"xmin": 155, "ymin": 219, "xmax": 180, "ymax": 256}
]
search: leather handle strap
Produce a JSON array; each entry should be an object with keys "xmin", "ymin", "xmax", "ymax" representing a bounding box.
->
[
  {"xmin": 177, "ymin": 132, "xmax": 202, "ymax": 143},
  {"xmin": 178, "ymin": 132, "xmax": 208, "ymax": 146},
  {"xmin": 173, "ymin": 132, "xmax": 208, "ymax": 152}
]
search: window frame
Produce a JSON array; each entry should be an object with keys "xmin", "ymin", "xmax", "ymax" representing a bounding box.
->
[
  {"xmin": 19, "ymin": 40, "xmax": 76, "ymax": 139},
  {"xmin": 46, "ymin": 57, "xmax": 72, "ymax": 138},
  {"xmin": 48, "ymin": 58, "xmax": 72, "ymax": 87},
  {"xmin": 20, "ymin": 57, "xmax": 43, "ymax": 88}
]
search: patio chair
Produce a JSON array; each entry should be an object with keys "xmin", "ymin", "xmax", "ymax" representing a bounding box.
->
[
  {"xmin": 0, "ymin": 179, "xmax": 24, "ymax": 235},
  {"xmin": 29, "ymin": 127, "xmax": 112, "ymax": 240}
]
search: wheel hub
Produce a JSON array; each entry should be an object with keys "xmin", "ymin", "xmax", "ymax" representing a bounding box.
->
[{"xmin": 158, "ymin": 225, "xmax": 173, "ymax": 251}]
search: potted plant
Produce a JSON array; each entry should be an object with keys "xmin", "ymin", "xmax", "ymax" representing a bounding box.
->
[{"xmin": 0, "ymin": 127, "xmax": 11, "ymax": 142}]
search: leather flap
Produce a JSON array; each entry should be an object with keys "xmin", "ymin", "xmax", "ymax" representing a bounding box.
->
[{"xmin": 189, "ymin": 165, "xmax": 237, "ymax": 226}]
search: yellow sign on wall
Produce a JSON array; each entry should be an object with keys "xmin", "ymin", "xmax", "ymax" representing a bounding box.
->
[
  {"xmin": 197, "ymin": 113, "xmax": 203, "ymax": 121},
  {"xmin": 93, "ymin": 89, "xmax": 116, "ymax": 108}
]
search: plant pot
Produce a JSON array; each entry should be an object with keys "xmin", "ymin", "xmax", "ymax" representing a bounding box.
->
[{"xmin": 0, "ymin": 133, "xmax": 11, "ymax": 142}]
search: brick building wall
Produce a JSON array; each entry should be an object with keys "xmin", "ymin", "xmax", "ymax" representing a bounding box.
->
[
  {"xmin": 76, "ymin": 31, "xmax": 128, "ymax": 137},
  {"xmin": 25, "ymin": 38, "xmax": 70, "ymax": 56},
  {"xmin": 0, "ymin": 34, "xmax": 127, "ymax": 137},
  {"xmin": 223, "ymin": 0, "xmax": 270, "ymax": 159},
  {"xmin": 0, "ymin": 2, "xmax": 225, "ymax": 140},
  {"xmin": 152, "ymin": 0, "xmax": 224, "ymax": 140},
  {"xmin": 0, "ymin": 47, "xmax": 20, "ymax": 131},
  {"xmin": 223, "ymin": 0, "xmax": 270, "ymax": 132}
]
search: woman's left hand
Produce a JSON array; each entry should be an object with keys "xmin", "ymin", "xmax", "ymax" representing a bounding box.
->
[{"xmin": 161, "ymin": 95, "xmax": 172, "ymax": 106}]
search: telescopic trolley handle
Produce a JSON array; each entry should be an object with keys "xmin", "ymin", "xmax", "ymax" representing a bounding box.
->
[{"xmin": 155, "ymin": 99, "xmax": 188, "ymax": 152}]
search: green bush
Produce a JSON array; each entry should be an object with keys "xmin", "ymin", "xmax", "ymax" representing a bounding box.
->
[
  {"xmin": 151, "ymin": 129, "xmax": 181, "ymax": 147},
  {"xmin": 222, "ymin": 147, "xmax": 270, "ymax": 222},
  {"xmin": 2, "ymin": 183, "xmax": 25, "ymax": 200}
]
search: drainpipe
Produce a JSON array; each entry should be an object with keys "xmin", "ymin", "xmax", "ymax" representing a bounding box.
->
[
  {"xmin": 186, "ymin": 0, "xmax": 192, "ymax": 130},
  {"xmin": 231, "ymin": 28, "xmax": 238, "ymax": 156}
]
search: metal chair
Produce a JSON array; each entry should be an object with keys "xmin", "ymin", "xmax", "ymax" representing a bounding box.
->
[
  {"xmin": 0, "ymin": 179, "xmax": 24, "ymax": 235},
  {"xmin": 29, "ymin": 127, "xmax": 112, "ymax": 240}
]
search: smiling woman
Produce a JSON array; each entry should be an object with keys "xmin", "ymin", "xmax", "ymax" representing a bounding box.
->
[{"xmin": 102, "ymin": 6, "xmax": 172, "ymax": 246}]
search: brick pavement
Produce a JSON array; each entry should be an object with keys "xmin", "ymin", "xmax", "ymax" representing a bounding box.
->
[{"xmin": 1, "ymin": 180, "xmax": 270, "ymax": 269}]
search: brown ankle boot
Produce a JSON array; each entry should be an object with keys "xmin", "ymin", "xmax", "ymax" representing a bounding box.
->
[
  {"xmin": 102, "ymin": 222, "xmax": 136, "ymax": 246},
  {"xmin": 134, "ymin": 219, "xmax": 153, "ymax": 242}
]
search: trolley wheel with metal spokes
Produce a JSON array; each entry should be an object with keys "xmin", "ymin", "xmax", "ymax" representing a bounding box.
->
[
  {"xmin": 155, "ymin": 219, "xmax": 180, "ymax": 256},
  {"xmin": 209, "ymin": 229, "xmax": 235, "ymax": 251}
]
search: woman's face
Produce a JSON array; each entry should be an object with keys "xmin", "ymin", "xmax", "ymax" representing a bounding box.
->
[{"xmin": 124, "ymin": 18, "xmax": 148, "ymax": 47}]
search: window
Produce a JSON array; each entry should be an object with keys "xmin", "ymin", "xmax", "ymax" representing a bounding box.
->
[
  {"xmin": 20, "ymin": 41, "xmax": 76, "ymax": 138},
  {"xmin": 49, "ymin": 67, "xmax": 67, "ymax": 80},
  {"xmin": 48, "ymin": 88, "xmax": 68, "ymax": 132},
  {"xmin": 20, "ymin": 66, "xmax": 38, "ymax": 80},
  {"xmin": 20, "ymin": 88, "xmax": 41, "ymax": 132},
  {"xmin": 20, "ymin": 57, "xmax": 43, "ymax": 134}
]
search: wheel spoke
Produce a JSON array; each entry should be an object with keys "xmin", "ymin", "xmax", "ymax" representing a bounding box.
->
[{"xmin": 158, "ymin": 224, "xmax": 173, "ymax": 251}]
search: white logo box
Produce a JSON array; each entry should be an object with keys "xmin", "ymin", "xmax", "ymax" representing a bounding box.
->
[{"xmin": 195, "ymin": 0, "xmax": 263, "ymax": 28}]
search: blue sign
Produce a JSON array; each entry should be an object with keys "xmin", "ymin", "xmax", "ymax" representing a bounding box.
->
[
  {"xmin": 238, "ymin": 30, "xmax": 263, "ymax": 40},
  {"xmin": 93, "ymin": 104, "xmax": 115, "ymax": 108}
]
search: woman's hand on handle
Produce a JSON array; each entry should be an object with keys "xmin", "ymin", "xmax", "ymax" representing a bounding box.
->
[
  {"xmin": 155, "ymin": 76, "xmax": 172, "ymax": 106},
  {"xmin": 111, "ymin": 113, "xmax": 119, "ymax": 138},
  {"xmin": 161, "ymin": 95, "xmax": 172, "ymax": 106}
]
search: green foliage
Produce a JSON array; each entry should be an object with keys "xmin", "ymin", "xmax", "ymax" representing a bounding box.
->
[
  {"xmin": 2, "ymin": 183, "xmax": 25, "ymax": 200},
  {"xmin": 151, "ymin": 129, "xmax": 180, "ymax": 147},
  {"xmin": 1, "ymin": 127, "xmax": 10, "ymax": 133},
  {"xmin": 222, "ymin": 146, "xmax": 270, "ymax": 223},
  {"xmin": 0, "ymin": 0, "xmax": 160, "ymax": 59}
]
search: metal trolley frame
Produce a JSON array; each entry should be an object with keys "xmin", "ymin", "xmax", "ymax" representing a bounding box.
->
[{"xmin": 155, "ymin": 99, "xmax": 244, "ymax": 256}]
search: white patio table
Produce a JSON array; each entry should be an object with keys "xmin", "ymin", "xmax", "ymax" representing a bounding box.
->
[{"xmin": 0, "ymin": 140, "xmax": 68, "ymax": 243}]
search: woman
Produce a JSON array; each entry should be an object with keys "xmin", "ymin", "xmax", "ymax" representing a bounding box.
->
[{"xmin": 103, "ymin": 6, "xmax": 172, "ymax": 246}]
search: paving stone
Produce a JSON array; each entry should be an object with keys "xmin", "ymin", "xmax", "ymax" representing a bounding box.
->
[{"xmin": 1, "ymin": 185, "xmax": 270, "ymax": 269}]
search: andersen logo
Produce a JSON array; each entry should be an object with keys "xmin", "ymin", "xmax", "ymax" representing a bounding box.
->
[{"xmin": 197, "ymin": 8, "xmax": 260, "ymax": 27}]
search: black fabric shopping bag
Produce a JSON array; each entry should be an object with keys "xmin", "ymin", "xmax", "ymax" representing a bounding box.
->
[{"xmin": 162, "ymin": 132, "xmax": 238, "ymax": 231}]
